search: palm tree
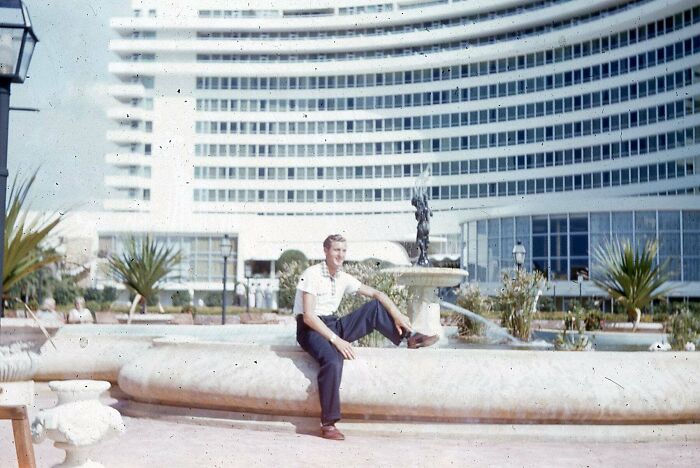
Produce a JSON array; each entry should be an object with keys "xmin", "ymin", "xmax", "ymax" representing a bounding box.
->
[
  {"xmin": 107, "ymin": 236, "xmax": 181, "ymax": 313},
  {"xmin": 592, "ymin": 238, "xmax": 672, "ymax": 331},
  {"xmin": 3, "ymin": 173, "xmax": 62, "ymax": 310}
]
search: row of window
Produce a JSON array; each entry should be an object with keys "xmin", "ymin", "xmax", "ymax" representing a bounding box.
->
[
  {"xmin": 195, "ymin": 92, "xmax": 696, "ymax": 136},
  {"xmin": 642, "ymin": 186, "xmax": 700, "ymax": 196},
  {"xmin": 193, "ymin": 100, "xmax": 694, "ymax": 157},
  {"xmin": 204, "ymin": 5, "xmax": 401, "ymax": 20},
  {"xmin": 118, "ymin": 188, "xmax": 150, "ymax": 201},
  {"xmin": 194, "ymin": 28, "xmax": 699, "ymax": 93},
  {"xmin": 195, "ymin": 1, "xmax": 566, "ymax": 41},
  {"xmin": 194, "ymin": 124, "xmax": 698, "ymax": 159},
  {"xmin": 198, "ymin": 9, "xmax": 279, "ymax": 18},
  {"xmin": 339, "ymin": 3, "xmax": 393, "ymax": 15},
  {"xmin": 194, "ymin": 0, "xmax": 649, "ymax": 63},
  {"xmin": 193, "ymin": 154, "xmax": 696, "ymax": 183},
  {"xmin": 127, "ymin": 53, "xmax": 156, "ymax": 62},
  {"xmin": 195, "ymin": 62, "xmax": 693, "ymax": 114},
  {"xmin": 192, "ymin": 157, "xmax": 695, "ymax": 203}
]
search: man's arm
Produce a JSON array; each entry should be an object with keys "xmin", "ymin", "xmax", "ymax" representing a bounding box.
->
[
  {"xmin": 357, "ymin": 285, "xmax": 412, "ymax": 335},
  {"xmin": 302, "ymin": 292, "xmax": 356, "ymax": 359}
]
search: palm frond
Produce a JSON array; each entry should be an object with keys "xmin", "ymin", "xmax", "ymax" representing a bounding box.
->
[
  {"xmin": 3, "ymin": 172, "xmax": 64, "ymax": 292},
  {"xmin": 107, "ymin": 236, "xmax": 181, "ymax": 304},
  {"xmin": 592, "ymin": 238, "xmax": 672, "ymax": 318}
]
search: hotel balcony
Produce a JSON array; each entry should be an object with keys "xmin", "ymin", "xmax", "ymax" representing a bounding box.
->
[
  {"xmin": 106, "ymin": 129, "xmax": 149, "ymax": 144},
  {"xmin": 105, "ymin": 152, "xmax": 151, "ymax": 167}
]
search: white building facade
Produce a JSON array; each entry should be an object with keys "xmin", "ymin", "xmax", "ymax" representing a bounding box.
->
[{"xmin": 99, "ymin": 0, "xmax": 700, "ymax": 300}]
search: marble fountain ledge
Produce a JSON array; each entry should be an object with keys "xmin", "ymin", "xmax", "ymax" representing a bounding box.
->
[
  {"xmin": 32, "ymin": 325, "xmax": 700, "ymax": 424},
  {"xmin": 117, "ymin": 335, "xmax": 700, "ymax": 424}
]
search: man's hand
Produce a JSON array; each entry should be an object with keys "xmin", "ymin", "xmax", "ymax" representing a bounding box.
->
[
  {"xmin": 332, "ymin": 337, "xmax": 356, "ymax": 360},
  {"xmin": 393, "ymin": 313, "xmax": 412, "ymax": 336}
]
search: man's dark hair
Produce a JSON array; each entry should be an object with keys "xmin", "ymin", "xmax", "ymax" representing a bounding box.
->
[{"xmin": 323, "ymin": 234, "xmax": 346, "ymax": 250}]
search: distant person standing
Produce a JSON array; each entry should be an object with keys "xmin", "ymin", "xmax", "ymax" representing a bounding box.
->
[
  {"xmin": 235, "ymin": 282, "xmax": 246, "ymax": 307},
  {"xmin": 248, "ymin": 283, "xmax": 256, "ymax": 308},
  {"xmin": 255, "ymin": 285, "xmax": 264, "ymax": 309},
  {"xmin": 67, "ymin": 297, "xmax": 94, "ymax": 324},
  {"xmin": 264, "ymin": 284, "xmax": 273, "ymax": 309}
]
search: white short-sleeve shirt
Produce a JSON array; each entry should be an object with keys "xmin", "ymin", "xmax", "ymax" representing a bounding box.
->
[{"xmin": 293, "ymin": 262, "xmax": 362, "ymax": 316}]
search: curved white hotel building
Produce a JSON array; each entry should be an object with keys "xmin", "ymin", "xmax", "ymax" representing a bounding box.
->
[{"xmin": 100, "ymin": 0, "xmax": 700, "ymax": 300}]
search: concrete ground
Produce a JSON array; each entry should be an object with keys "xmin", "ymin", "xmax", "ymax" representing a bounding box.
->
[{"xmin": 1, "ymin": 383, "xmax": 698, "ymax": 468}]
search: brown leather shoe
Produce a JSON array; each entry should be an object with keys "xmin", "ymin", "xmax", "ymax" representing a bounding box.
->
[
  {"xmin": 320, "ymin": 425, "xmax": 345, "ymax": 441},
  {"xmin": 407, "ymin": 332, "xmax": 439, "ymax": 349}
]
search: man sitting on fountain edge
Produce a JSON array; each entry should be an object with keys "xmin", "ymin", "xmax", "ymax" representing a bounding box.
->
[{"xmin": 294, "ymin": 234, "xmax": 439, "ymax": 441}]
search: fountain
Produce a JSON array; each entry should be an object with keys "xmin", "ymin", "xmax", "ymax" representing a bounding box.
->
[
  {"xmin": 25, "ymin": 168, "xmax": 700, "ymax": 432},
  {"xmin": 384, "ymin": 167, "xmax": 468, "ymax": 342}
]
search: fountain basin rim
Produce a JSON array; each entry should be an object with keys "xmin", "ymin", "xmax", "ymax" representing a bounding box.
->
[{"xmin": 382, "ymin": 266, "xmax": 468, "ymax": 287}]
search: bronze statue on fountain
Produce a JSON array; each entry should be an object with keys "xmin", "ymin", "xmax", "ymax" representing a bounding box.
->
[{"xmin": 411, "ymin": 172, "xmax": 433, "ymax": 267}]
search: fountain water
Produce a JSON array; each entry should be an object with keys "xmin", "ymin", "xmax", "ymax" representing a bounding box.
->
[
  {"xmin": 439, "ymin": 301, "xmax": 519, "ymax": 344},
  {"xmin": 441, "ymin": 301, "xmax": 554, "ymax": 349}
]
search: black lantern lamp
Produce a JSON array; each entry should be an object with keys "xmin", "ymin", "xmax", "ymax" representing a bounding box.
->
[
  {"xmin": 0, "ymin": 0, "xmax": 37, "ymax": 83},
  {"xmin": 220, "ymin": 234, "xmax": 233, "ymax": 324}
]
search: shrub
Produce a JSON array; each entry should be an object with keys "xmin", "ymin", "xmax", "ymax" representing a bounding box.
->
[
  {"xmin": 180, "ymin": 304, "xmax": 196, "ymax": 315},
  {"xmin": 102, "ymin": 286, "xmax": 117, "ymax": 302},
  {"xmin": 277, "ymin": 250, "xmax": 308, "ymax": 273},
  {"xmin": 84, "ymin": 288, "xmax": 102, "ymax": 302},
  {"xmin": 204, "ymin": 292, "xmax": 222, "ymax": 307},
  {"xmin": 455, "ymin": 283, "xmax": 490, "ymax": 337},
  {"xmin": 171, "ymin": 290, "xmax": 191, "ymax": 307},
  {"xmin": 336, "ymin": 262, "xmax": 407, "ymax": 347},
  {"xmin": 563, "ymin": 312, "xmax": 577, "ymax": 331},
  {"xmin": 555, "ymin": 305, "xmax": 592, "ymax": 351},
  {"xmin": 85, "ymin": 301, "xmax": 103, "ymax": 313},
  {"xmin": 52, "ymin": 281, "xmax": 83, "ymax": 306},
  {"xmin": 494, "ymin": 269, "xmax": 545, "ymax": 341},
  {"xmin": 584, "ymin": 310, "xmax": 604, "ymax": 331},
  {"xmin": 668, "ymin": 310, "xmax": 699, "ymax": 350},
  {"xmin": 538, "ymin": 295, "xmax": 555, "ymax": 312},
  {"xmin": 277, "ymin": 260, "xmax": 308, "ymax": 310}
]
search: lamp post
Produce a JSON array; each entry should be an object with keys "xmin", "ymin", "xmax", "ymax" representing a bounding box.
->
[
  {"xmin": 0, "ymin": 0, "xmax": 38, "ymax": 319},
  {"xmin": 512, "ymin": 241, "xmax": 526, "ymax": 271},
  {"xmin": 219, "ymin": 234, "xmax": 233, "ymax": 325},
  {"xmin": 244, "ymin": 263, "xmax": 252, "ymax": 314},
  {"xmin": 577, "ymin": 271, "xmax": 584, "ymax": 303}
]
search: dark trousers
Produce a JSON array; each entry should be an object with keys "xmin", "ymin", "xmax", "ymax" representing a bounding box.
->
[{"xmin": 296, "ymin": 299, "xmax": 405, "ymax": 425}]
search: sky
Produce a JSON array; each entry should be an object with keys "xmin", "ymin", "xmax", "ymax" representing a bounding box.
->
[{"xmin": 8, "ymin": 0, "xmax": 130, "ymax": 211}]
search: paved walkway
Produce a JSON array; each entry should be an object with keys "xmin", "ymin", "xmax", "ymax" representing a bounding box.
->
[{"xmin": 1, "ymin": 384, "xmax": 698, "ymax": 468}]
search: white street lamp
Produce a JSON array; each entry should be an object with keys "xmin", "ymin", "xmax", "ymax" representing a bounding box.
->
[{"xmin": 512, "ymin": 241, "xmax": 526, "ymax": 271}]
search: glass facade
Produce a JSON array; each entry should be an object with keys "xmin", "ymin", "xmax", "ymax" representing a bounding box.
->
[
  {"xmin": 461, "ymin": 210, "xmax": 700, "ymax": 285},
  {"xmin": 98, "ymin": 234, "xmax": 237, "ymax": 283}
]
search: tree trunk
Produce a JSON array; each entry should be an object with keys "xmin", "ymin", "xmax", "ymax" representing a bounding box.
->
[
  {"xmin": 141, "ymin": 298, "xmax": 147, "ymax": 314},
  {"xmin": 632, "ymin": 307, "xmax": 641, "ymax": 332}
]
